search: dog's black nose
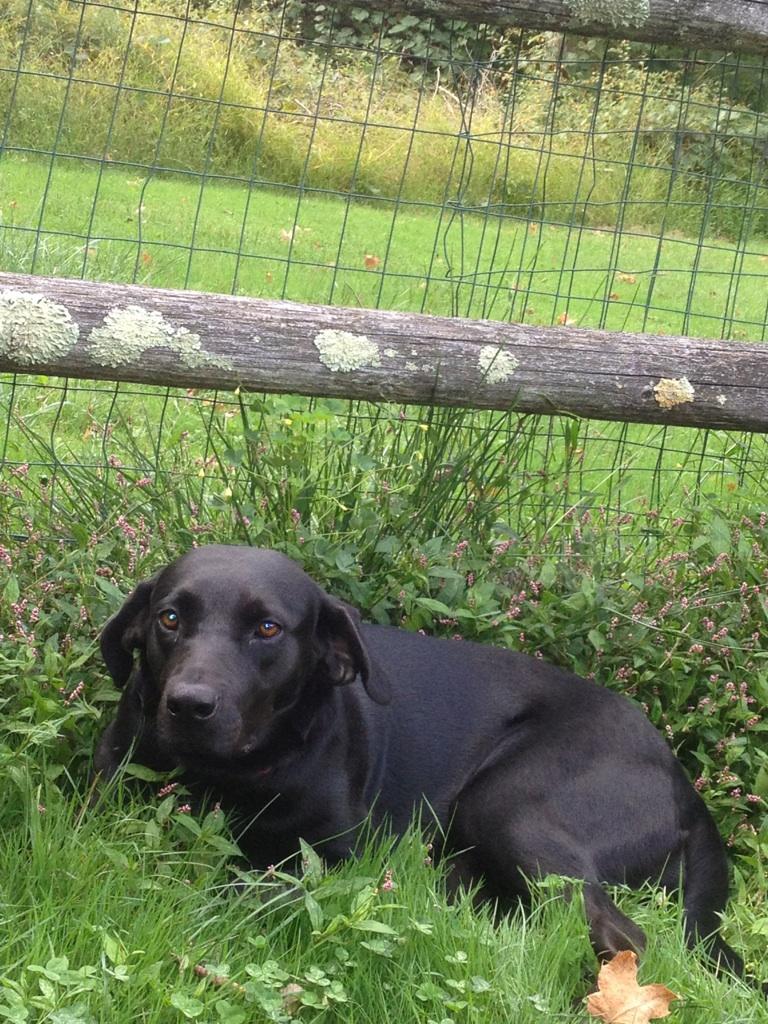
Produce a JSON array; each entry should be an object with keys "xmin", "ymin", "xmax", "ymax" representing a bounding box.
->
[{"xmin": 166, "ymin": 685, "xmax": 218, "ymax": 723}]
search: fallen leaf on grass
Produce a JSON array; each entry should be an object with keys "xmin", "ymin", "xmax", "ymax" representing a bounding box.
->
[
  {"xmin": 281, "ymin": 983, "xmax": 304, "ymax": 1015},
  {"xmin": 616, "ymin": 272, "xmax": 637, "ymax": 283},
  {"xmin": 364, "ymin": 253, "xmax": 381, "ymax": 269},
  {"xmin": 587, "ymin": 951, "xmax": 679, "ymax": 1024}
]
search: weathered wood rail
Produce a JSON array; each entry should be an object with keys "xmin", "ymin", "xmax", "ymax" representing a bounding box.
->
[
  {"xmin": 2, "ymin": 272, "xmax": 767, "ymax": 432},
  {"xmin": 353, "ymin": 1, "xmax": 768, "ymax": 57}
]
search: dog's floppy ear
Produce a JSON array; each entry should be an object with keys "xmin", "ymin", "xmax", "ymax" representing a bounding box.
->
[
  {"xmin": 100, "ymin": 576, "xmax": 158, "ymax": 686},
  {"xmin": 318, "ymin": 597, "xmax": 390, "ymax": 705}
]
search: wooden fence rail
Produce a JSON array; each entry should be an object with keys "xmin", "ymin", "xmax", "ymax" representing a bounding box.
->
[
  {"xmin": 353, "ymin": 1, "xmax": 768, "ymax": 57},
  {"xmin": 2, "ymin": 272, "xmax": 767, "ymax": 432}
]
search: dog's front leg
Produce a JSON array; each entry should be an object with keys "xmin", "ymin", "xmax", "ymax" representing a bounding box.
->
[{"xmin": 93, "ymin": 672, "xmax": 169, "ymax": 782}]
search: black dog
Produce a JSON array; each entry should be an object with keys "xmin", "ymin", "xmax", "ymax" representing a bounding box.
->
[{"xmin": 96, "ymin": 544, "xmax": 754, "ymax": 985}]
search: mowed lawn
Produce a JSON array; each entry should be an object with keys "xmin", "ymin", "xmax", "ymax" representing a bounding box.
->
[
  {"xmin": 2, "ymin": 153, "xmax": 768, "ymax": 342},
  {"xmin": 2, "ymin": 153, "xmax": 768, "ymax": 525}
]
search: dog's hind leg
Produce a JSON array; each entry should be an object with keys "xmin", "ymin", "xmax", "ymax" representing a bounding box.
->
[
  {"xmin": 582, "ymin": 882, "xmax": 646, "ymax": 961},
  {"xmin": 450, "ymin": 789, "xmax": 647, "ymax": 964}
]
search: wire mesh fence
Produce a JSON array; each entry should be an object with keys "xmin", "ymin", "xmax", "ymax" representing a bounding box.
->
[
  {"xmin": 6, "ymin": 4, "xmax": 768, "ymax": 946},
  {"xmin": 1, "ymin": 0, "xmax": 768, "ymax": 548}
]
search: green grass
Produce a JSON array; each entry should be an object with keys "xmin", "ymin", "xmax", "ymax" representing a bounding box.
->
[
  {"xmin": 3, "ymin": 153, "xmax": 768, "ymax": 342},
  {"xmin": 0, "ymin": 779, "xmax": 766, "ymax": 1023}
]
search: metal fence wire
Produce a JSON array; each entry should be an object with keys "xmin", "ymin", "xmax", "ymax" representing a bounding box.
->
[{"xmin": 1, "ymin": 0, "xmax": 768, "ymax": 543}]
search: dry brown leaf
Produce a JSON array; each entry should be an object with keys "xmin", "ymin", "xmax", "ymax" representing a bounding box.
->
[
  {"xmin": 364, "ymin": 253, "xmax": 381, "ymax": 269},
  {"xmin": 608, "ymin": 291, "xmax": 620, "ymax": 300},
  {"xmin": 617, "ymin": 272, "xmax": 637, "ymax": 283},
  {"xmin": 281, "ymin": 983, "xmax": 304, "ymax": 1016},
  {"xmin": 587, "ymin": 951, "xmax": 679, "ymax": 1024}
]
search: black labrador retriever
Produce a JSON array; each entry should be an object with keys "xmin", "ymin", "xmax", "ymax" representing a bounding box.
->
[{"xmin": 95, "ymin": 544, "xmax": 755, "ymax": 985}]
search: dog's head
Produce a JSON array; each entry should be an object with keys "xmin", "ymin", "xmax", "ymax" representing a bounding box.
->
[{"xmin": 101, "ymin": 545, "xmax": 389, "ymax": 762}]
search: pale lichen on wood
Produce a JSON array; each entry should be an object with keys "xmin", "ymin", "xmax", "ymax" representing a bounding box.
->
[
  {"xmin": 0, "ymin": 288, "xmax": 79, "ymax": 364},
  {"xmin": 88, "ymin": 305, "xmax": 231, "ymax": 369},
  {"xmin": 478, "ymin": 344, "xmax": 519, "ymax": 384},
  {"xmin": 1, "ymin": 270, "xmax": 766, "ymax": 432},
  {"xmin": 654, "ymin": 376, "xmax": 695, "ymax": 409},
  {"xmin": 313, "ymin": 329, "xmax": 381, "ymax": 372}
]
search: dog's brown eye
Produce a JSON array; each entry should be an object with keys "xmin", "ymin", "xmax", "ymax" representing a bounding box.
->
[
  {"xmin": 159, "ymin": 609, "xmax": 179, "ymax": 631},
  {"xmin": 256, "ymin": 620, "xmax": 281, "ymax": 639}
]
